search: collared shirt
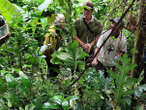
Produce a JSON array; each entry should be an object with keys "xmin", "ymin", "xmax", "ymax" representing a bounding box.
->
[
  {"xmin": 83, "ymin": 15, "xmax": 94, "ymax": 24},
  {"xmin": 75, "ymin": 15, "xmax": 102, "ymax": 44},
  {"xmin": 97, "ymin": 29, "xmax": 127, "ymax": 66}
]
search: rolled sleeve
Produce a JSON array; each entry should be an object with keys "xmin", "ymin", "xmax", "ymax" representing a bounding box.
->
[{"xmin": 97, "ymin": 34, "xmax": 104, "ymax": 48}]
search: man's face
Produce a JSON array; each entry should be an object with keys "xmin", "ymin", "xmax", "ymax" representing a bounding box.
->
[
  {"xmin": 83, "ymin": 8, "xmax": 93, "ymax": 18},
  {"xmin": 110, "ymin": 22, "xmax": 123, "ymax": 34},
  {"xmin": 57, "ymin": 22, "xmax": 65, "ymax": 29},
  {"xmin": 56, "ymin": 19, "xmax": 65, "ymax": 29}
]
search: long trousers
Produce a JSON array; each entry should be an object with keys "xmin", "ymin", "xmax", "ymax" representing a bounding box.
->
[
  {"xmin": 45, "ymin": 56, "xmax": 59, "ymax": 77},
  {"xmin": 95, "ymin": 61, "xmax": 115, "ymax": 77}
]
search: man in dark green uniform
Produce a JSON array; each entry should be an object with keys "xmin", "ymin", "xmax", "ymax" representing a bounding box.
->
[{"xmin": 74, "ymin": 1, "xmax": 102, "ymax": 53}]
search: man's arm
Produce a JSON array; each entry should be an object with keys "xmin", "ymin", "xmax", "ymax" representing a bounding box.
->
[
  {"xmin": 74, "ymin": 36, "xmax": 85, "ymax": 47},
  {"xmin": 88, "ymin": 35, "xmax": 99, "ymax": 49},
  {"xmin": 74, "ymin": 36, "xmax": 92, "ymax": 53},
  {"xmin": 74, "ymin": 20, "xmax": 87, "ymax": 48},
  {"xmin": 90, "ymin": 36, "xmax": 98, "ymax": 47},
  {"xmin": 91, "ymin": 31, "xmax": 105, "ymax": 66},
  {"xmin": 91, "ymin": 47, "xmax": 99, "ymax": 66}
]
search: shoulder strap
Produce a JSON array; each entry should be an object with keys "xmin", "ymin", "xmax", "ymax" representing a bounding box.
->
[{"xmin": 83, "ymin": 18, "xmax": 95, "ymax": 35}]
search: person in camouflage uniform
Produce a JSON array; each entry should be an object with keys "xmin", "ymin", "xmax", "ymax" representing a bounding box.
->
[
  {"xmin": 42, "ymin": 14, "xmax": 65, "ymax": 77},
  {"xmin": 74, "ymin": 1, "xmax": 102, "ymax": 54}
]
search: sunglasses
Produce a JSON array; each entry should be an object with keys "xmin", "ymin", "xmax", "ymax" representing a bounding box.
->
[{"xmin": 84, "ymin": 8, "xmax": 89, "ymax": 10}]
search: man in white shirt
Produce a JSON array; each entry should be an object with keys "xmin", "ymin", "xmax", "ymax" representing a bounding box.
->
[{"xmin": 92, "ymin": 18, "xmax": 127, "ymax": 75}]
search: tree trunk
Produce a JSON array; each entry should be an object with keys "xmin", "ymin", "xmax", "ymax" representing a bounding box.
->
[{"xmin": 131, "ymin": 0, "xmax": 146, "ymax": 78}]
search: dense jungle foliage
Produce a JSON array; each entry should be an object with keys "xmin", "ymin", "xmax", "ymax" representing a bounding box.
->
[{"xmin": 0, "ymin": 0, "xmax": 146, "ymax": 110}]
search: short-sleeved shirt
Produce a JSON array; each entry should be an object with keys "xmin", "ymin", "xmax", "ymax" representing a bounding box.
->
[
  {"xmin": 97, "ymin": 29, "xmax": 127, "ymax": 66},
  {"xmin": 75, "ymin": 16, "xmax": 102, "ymax": 44},
  {"xmin": 43, "ymin": 25, "xmax": 61, "ymax": 58}
]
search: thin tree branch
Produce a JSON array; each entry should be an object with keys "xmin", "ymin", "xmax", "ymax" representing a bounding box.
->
[{"xmin": 102, "ymin": 0, "xmax": 128, "ymax": 26}]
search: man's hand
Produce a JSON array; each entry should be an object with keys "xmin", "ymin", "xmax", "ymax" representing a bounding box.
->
[
  {"xmin": 91, "ymin": 58, "xmax": 98, "ymax": 66},
  {"xmin": 82, "ymin": 43, "xmax": 91, "ymax": 53},
  {"xmin": 91, "ymin": 47, "xmax": 99, "ymax": 66}
]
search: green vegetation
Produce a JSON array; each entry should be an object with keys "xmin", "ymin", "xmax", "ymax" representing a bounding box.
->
[{"xmin": 0, "ymin": 0, "xmax": 145, "ymax": 109}]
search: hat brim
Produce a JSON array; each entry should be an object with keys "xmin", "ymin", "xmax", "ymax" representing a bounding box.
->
[{"xmin": 110, "ymin": 19, "xmax": 124, "ymax": 26}]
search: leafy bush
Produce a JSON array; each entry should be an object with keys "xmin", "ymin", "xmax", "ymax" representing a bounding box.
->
[{"xmin": 0, "ymin": 0, "xmax": 145, "ymax": 110}]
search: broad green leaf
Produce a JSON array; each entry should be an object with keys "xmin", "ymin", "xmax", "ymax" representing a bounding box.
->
[
  {"xmin": 28, "ymin": 104, "xmax": 35, "ymax": 110},
  {"xmin": 38, "ymin": 0, "xmax": 53, "ymax": 11},
  {"xmin": 121, "ymin": 96, "xmax": 131, "ymax": 106},
  {"xmin": 51, "ymin": 95, "xmax": 63, "ymax": 105},
  {"xmin": 56, "ymin": 52, "xmax": 73, "ymax": 61},
  {"xmin": 0, "ymin": 99, "xmax": 8, "ymax": 110},
  {"xmin": 19, "ymin": 71, "xmax": 28, "ymax": 79},
  {"xmin": 40, "ymin": 17, "xmax": 48, "ymax": 28},
  {"xmin": 7, "ymin": 91, "xmax": 20, "ymax": 107},
  {"xmin": 51, "ymin": 41, "xmax": 88, "ymax": 71},
  {"xmin": 66, "ymin": 96, "xmax": 78, "ymax": 101},
  {"xmin": 134, "ymin": 84, "xmax": 146, "ymax": 97},
  {"xmin": 5, "ymin": 74, "xmax": 17, "ymax": 88},
  {"xmin": 0, "ymin": 0, "xmax": 21, "ymax": 23},
  {"xmin": 5, "ymin": 74, "xmax": 15, "ymax": 83},
  {"xmin": 136, "ymin": 104, "xmax": 144, "ymax": 110},
  {"xmin": 42, "ymin": 102, "xmax": 59, "ymax": 109},
  {"xmin": 8, "ymin": 99, "xmax": 12, "ymax": 108},
  {"xmin": 62, "ymin": 100, "xmax": 69, "ymax": 110},
  {"xmin": 0, "ymin": 70, "xmax": 8, "ymax": 75}
]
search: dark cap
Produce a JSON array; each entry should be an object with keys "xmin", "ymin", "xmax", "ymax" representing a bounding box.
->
[
  {"xmin": 83, "ymin": 1, "xmax": 94, "ymax": 10},
  {"xmin": 110, "ymin": 18, "xmax": 124, "ymax": 26}
]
